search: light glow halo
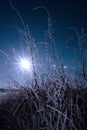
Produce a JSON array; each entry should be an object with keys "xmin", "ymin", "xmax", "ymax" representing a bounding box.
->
[
  {"xmin": 17, "ymin": 56, "xmax": 32, "ymax": 72},
  {"xmin": 19, "ymin": 58, "xmax": 31, "ymax": 70}
]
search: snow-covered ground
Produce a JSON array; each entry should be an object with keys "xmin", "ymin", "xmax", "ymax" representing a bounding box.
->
[{"xmin": 0, "ymin": 88, "xmax": 20, "ymax": 102}]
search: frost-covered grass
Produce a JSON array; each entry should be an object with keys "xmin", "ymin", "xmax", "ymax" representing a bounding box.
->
[
  {"xmin": 0, "ymin": 82, "xmax": 87, "ymax": 130},
  {"xmin": 0, "ymin": 3, "xmax": 87, "ymax": 130}
]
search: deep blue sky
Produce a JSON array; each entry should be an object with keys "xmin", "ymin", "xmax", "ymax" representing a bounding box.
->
[
  {"xmin": 0, "ymin": 0, "xmax": 87, "ymax": 68},
  {"xmin": 0, "ymin": 0, "xmax": 87, "ymax": 87},
  {"xmin": 0, "ymin": 0, "xmax": 87, "ymax": 50}
]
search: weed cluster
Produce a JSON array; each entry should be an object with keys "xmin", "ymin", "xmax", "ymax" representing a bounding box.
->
[{"xmin": 0, "ymin": 2, "xmax": 87, "ymax": 130}]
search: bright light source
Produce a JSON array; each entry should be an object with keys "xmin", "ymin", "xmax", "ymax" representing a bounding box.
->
[
  {"xmin": 17, "ymin": 57, "xmax": 32, "ymax": 72},
  {"xmin": 20, "ymin": 58, "xmax": 30, "ymax": 70}
]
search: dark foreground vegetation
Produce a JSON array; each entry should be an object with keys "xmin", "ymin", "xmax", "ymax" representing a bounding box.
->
[{"xmin": 0, "ymin": 84, "xmax": 87, "ymax": 130}]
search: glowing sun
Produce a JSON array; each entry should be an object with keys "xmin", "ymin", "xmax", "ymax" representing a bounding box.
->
[
  {"xmin": 18, "ymin": 57, "xmax": 32, "ymax": 72},
  {"xmin": 20, "ymin": 58, "xmax": 30, "ymax": 69}
]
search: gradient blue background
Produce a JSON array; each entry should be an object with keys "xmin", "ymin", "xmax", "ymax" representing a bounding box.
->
[{"xmin": 0, "ymin": 0, "xmax": 87, "ymax": 87}]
